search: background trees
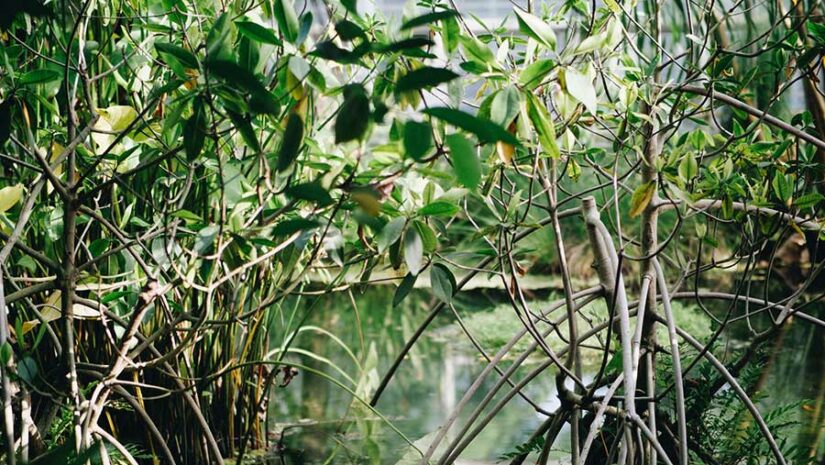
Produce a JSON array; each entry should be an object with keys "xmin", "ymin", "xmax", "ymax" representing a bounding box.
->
[{"xmin": 1, "ymin": 0, "xmax": 824, "ymax": 463}]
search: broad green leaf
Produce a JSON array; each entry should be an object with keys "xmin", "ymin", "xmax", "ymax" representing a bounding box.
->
[
  {"xmin": 401, "ymin": 10, "xmax": 460, "ymax": 30},
  {"xmin": 375, "ymin": 38, "xmax": 435, "ymax": 54},
  {"xmin": 236, "ymin": 21, "xmax": 282, "ymax": 45},
  {"xmin": 277, "ymin": 113, "xmax": 304, "ymax": 172},
  {"xmin": 796, "ymin": 192, "xmax": 824, "ymax": 209},
  {"xmin": 273, "ymin": 0, "xmax": 299, "ymax": 43},
  {"xmin": 564, "ymin": 68, "xmax": 597, "ymax": 115},
  {"xmin": 184, "ymin": 98, "xmax": 206, "ymax": 160},
  {"xmin": 629, "ymin": 181, "xmax": 656, "ymax": 217},
  {"xmin": 155, "ymin": 42, "xmax": 199, "ymax": 69},
  {"xmin": 404, "ymin": 121, "xmax": 433, "ymax": 161},
  {"xmin": 519, "ymin": 59, "xmax": 555, "ymax": 89},
  {"xmin": 459, "ymin": 35, "xmax": 495, "ymax": 65},
  {"xmin": 526, "ymin": 93, "xmax": 559, "ymax": 158},
  {"xmin": 377, "ymin": 217, "xmax": 406, "ymax": 253},
  {"xmin": 678, "ymin": 154, "xmax": 698, "ymax": 180},
  {"xmin": 0, "ymin": 342, "xmax": 12, "ymax": 366},
  {"xmin": 414, "ymin": 220, "xmax": 437, "ymax": 252},
  {"xmin": 446, "ymin": 133, "xmax": 481, "ymax": 190},
  {"xmin": 430, "ymin": 263, "xmax": 456, "ymax": 303},
  {"xmin": 195, "ymin": 224, "xmax": 219, "ymax": 254},
  {"xmin": 335, "ymin": 85, "xmax": 371, "ymax": 143},
  {"xmin": 19, "ymin": 69, "xmax": 61, "ymax": 85},
  {"xmin": 419, "ymin": 200, "xmax": 459, "ymax": 217},
  {"xmin": 287, "ymin": 181, "xmax": 333, "ymax": 206},
  {"xmin": 513, "ymin": 8, "xmax": 556, "ymax": 50},
  {"xmin": 272, "ymin": 218, "xmax": 319, "ymax": 236},
  {"xmin": 491, "ymin": 87, "xmax": 520, "ymax": 127},
  {"xmin": 395, "ymin": 67, "xmax": 459, "ymax": 94},
  {"xmin": 335, "ymin": 20, "xmax": 365, "ymax": 41},
  {"xmin": 393, "ymin": 273, "xmax": 417, "ymax": 307},
  {"xmin": 228, "ymin": 111, "xmax": 261, "ymax": 153},
  {"xmin": 206, "ymin": 13, "xmax": 233, "ymax": 60},
  {"xmin": 404, "ymin": 227, "xmax": 424, "ymax": 275},
  {"xmin": 772, "ymin": 172, "xmax": 794, "ymax": 203},
  {"xmin": 424, "ymin": 107, "xmax": 519, "ymax": 145}
]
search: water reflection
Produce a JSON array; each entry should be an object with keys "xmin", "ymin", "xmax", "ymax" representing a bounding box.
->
[{"xmin": 266, "ymin": 287, "xmax": 825, "ymax": 464}]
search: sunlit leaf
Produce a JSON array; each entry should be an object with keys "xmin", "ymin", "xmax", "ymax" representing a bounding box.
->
[
  {"xmin": 236, "ymin": 21, "xmax": 282, "ymax": 45},
  {"xmin": 513, "ymin": 8, "xmax": 556, "ymax": 50}
]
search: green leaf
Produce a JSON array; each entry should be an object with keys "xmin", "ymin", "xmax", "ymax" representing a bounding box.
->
[
  {"xmin": 807, "ymin": 20, "xmax": 825, "ymax": 46},
  {"xmin": 0, "ymin": 342, "xmax": 12, "ymax": 366},
  {"xmin": 491, "ymin": 87, "xmax": 520, "ymax": 127},
  {"xmin": 287, "ymin": 181, "xmax": 333, "ymax": 206},
  {"xmin": 419, "ymin": 200, "xmax": 459, "ymax": 217},
  {"xmin": 513, "ymin": 8, "xmax": 556, "ymax": 50},
  {"xmin": 335, "ymin": 85, "xmax": 371, "ymax": 143},
  {"xmin": 795, "ymin": 192, "xmax": 824, "ymax": 209},
  {"xmin": 401, "ymin": 10, "xmax": 460, "ymax": 30},
  {"xmin": 526, "ymin": 93, "xmax": 559, "ymax": 158},
  {"xmin": 460, "ymin": 35, "xmax": 495, "ymax": 65},
  {"xmin": 376, "ymin": 38, "xmax": 435, "ymax": 54},
  {"xmin": 446, "ymin": 133, "xmax": 482, "ymax": 190},
  {"xmin": 227, "ymin": 111, "xmax": 261, "ymax": 153},
  {"xmin": 393, "ymin": 273, "xmax": 417, "ymax": 307},
  {"xmin": 184, "ymin": 98, "xmax": 207, "ymax": 160},
  {"xmin": 395, "ymin": 67, "xmax": 459, "ymax": 94},
  {"xmin": 195, "ymin": 224, "xmax": 219, "ymax": 254},
  {"xmin": 678, "ymin": 154, "xmax": 698, "ymax": 180},
  {"xmin": 206, "ymin": 13, "xmax": 233, "ymax": 60},
  {"xmin": 272, "ymin": 218, "xmax": 319, "ymax": 236},
  {"xmin": 629, "ymin": 181, "xmax": 656, "ymax": 218},
  {"xmin": 403, "ymin": 121, "xmax": 433, "ymax": 161},
  {"xmin": 519, "ymin": 59, "xmax": 555, "ymax": 89},
  {"xmin": 277, "ymin": 113, "xmax": 304, "ymax": 172},
  {"xmin": 414, "ymin": 220, "xmax": 437, "ymax": 252},
  {"xmin": 273, "ymin": 0, "xmax": 299, "ymax": 43},
  {"xmin": 155, "ymin": 42, "xmax": 199, "ymax": 69},
  {"xmin": 335, "ymin": 20, "xmax": 365, "ymax": 41},
  {"xmin": 236, "ymin": 21, "xmax": 282, "ymax": 45},
  {"xmin": 424, "ymin": 107, "xmax": 519, "ymax": 145},
  {"xmin": 377, "ymin": 217, "xmax": 405, "ymax": 253},
  {"xmin": 19, "ymin": 69, "xmax": 62, "ymax": 85},
  {"xmin": 772, "ymin": 172, "xmax": 794, "ymax": 203},
  {"xmin": 430, "ymin": 263, "xmax": 456, "ymax": 303},
  {"xmin": 404, "ymin": 226, "xmax": 424, "ymax": 275}
]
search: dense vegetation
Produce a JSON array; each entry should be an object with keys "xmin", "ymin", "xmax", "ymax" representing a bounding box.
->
[{"xmin": 1, "ymin": 0, "xmax": 825, "ymax": 463}]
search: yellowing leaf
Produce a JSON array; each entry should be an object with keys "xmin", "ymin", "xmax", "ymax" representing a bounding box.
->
[
  {"xmin": 352, "ymin": 191, "xmax": 382, "ymax": 216},
  {"xmin": 0, "ymin": 184, "xmax": 24, "ymax": 214},
  {"xmin": 496, "ymin": 140, "xmax": 514, "ymax": 163},
  {"xmin": 629, "ymin": 181, "xmax": 656, "ymax": 217},
  {"xmin": 92, "ymin": 105, "xmax": 138, "ymax": 152}
]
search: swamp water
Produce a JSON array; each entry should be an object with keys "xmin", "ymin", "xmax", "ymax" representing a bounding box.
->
[{"xmin": 253, "ymin": 286, "xmax": 825, "ymax": 464}]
